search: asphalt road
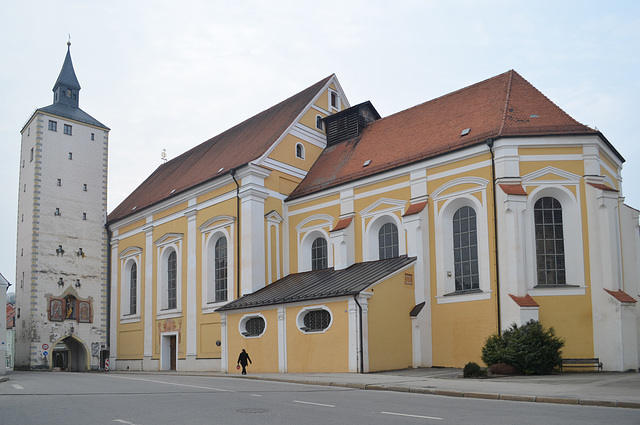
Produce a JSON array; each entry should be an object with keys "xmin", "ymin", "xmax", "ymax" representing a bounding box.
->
[{"xmin": 1, "ymin": 371, "xmax": 638, "ymax": 424}]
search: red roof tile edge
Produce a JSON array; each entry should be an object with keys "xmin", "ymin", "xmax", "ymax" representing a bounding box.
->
[
  {"xmin": 499, "ymin": 184, "xmax": 528, "ymax": 196},
  {"xmin": 604, "ymin": 289, "xmax": 637, "ymax": 303},
  {"xmin": 403, "ymin": 201, "xmax": 428, "ymax": 217},
  {"xmin": 587, "ymin": 182, "xmax": 618, "ymax": 192},
  {"xmin": 509, "ymin": 294, "xmax": 539, "ymax": 307},
  {"xmin": 331, "ymin": 217, "xmax": 353, "ymax": 232}
]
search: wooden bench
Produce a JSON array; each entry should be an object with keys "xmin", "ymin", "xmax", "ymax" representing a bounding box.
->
[{"xmin": 561, "ymin": 358, "xmax": 603, "ymax": 372}]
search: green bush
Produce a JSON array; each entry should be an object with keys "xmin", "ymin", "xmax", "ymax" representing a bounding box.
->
[
  {"xmin": 481, "ymin": 320, "xmax": 564, "ymax": 375},
  {"xmin": 463, "ymin": 361, "xmax": 487, "ymax": 378}
]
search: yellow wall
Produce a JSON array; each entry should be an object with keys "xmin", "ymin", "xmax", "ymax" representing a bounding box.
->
[
  {"xmin": 367, "ymin": 271, "xmax": 415, "ymax": 372},
  {"xmin": 286, "ymin": 300, "xmax": 350, "ymax": 372},
  {"xmin": 538, "ymin": 296, "xmax": 594, "ymax": 358},
  {"xmin": 226, "ymin": 309, "xmax": 280, "ymax": 373}
]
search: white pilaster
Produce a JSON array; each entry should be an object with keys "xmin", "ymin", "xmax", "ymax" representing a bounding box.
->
[
  {"xmin": 143, "ymin": 224, "xmax": 154, "ymax": 368},
  {"xmin": 220, "ymin": 314, "xmax": 228, "ymax": 373},
  {"xmin": 185, "ymin": 209, "xmax": 198, "ymax": 358},
  {"xmin": 330, "ymin": 217, "xmax": 355, "ymax": 271},
  {"xmin": 277, "ymin": 307, "xmax": 287, "ymax": 372}
]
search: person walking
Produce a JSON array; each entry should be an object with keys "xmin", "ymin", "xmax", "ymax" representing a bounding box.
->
[{"xmin": 237, "ymin": 349, "xmax": 252, "ymax": 375}]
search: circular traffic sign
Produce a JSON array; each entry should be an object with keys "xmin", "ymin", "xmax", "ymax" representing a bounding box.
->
[
  {"xmin": 43, "ymin": 351, "xmax": 48, "ymax": 356},
  {"xmin": 42, "ymin": 344, "xmax": 49, "ymax": 350}
]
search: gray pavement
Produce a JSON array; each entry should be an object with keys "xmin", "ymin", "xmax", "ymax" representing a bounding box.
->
[{"xmin": 3, "ymin": 367, "xmax": 639, "ymax": 409}]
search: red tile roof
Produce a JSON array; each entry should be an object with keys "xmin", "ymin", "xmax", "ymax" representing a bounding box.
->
[
  {"xmin": 604, "ymin": 289, "xmax": 637, "ymax": 304},
  {"xmin": 289, "ymin": 70, "xmax": 612, "ymax": 200},
  {"xmin": 587, "ymin": 182, "xmax": 618, "ymax": 192},
  {"xmin": 499, "ymin": 184, "xmax": 528, "ymax": 196},
  {"xmin": 509, "ymin": 294, "xmax": 539, "ymax": 307},
  {"xmin": 108, "ymin": 75, "xmax": 334, "ymax": 223},
  {"xmin": 331, "ymin": 217, "xmax": 353, "ymax": 232},
  {"xmin": 403, "ymin": 201, "xmax": 428, "ymax": 217}
]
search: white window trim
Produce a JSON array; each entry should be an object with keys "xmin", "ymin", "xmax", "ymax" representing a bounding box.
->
[
  {"xmin": 328, "ymin": 89, "xmax": 341, "ymax": 112},
  {"xmin": 361, "ymin": 198, "xmax": 407, "ymax": 262},
  {"xmin": 119, "ymin": 247, "xmax": 142, "ymax": 323},
  {"xmin": 239, "ymin": 313, "xmax": 267, "ymax": 338},
  {"xmin": 296, "ymin": 214, "xmax": 334, "ymax": 272},
  {"xmin": 315, "ymin": 114, "xmax": 324, "ymax": 131},
  {"xmin": 296, "ymin": 305, "xmax": 334, "ymax": 334},
  {"xmin": 524, "ymin": 184, "xmax": 586, "ymax": 296},
  {"xmin": 155, "ymin": 234, "xmax": 183, "ymax": 318},
  {"xmin": 200, "ymin": 217, "xmax": 235, "ymax": 313},
  {"xmin": 433, "ymin": 180, "xmax": 492, "ymax": 304}
]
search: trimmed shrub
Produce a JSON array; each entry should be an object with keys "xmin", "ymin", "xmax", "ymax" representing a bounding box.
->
[
  {"xmin": 481, "ymin": 320, "xmax": 564, "ymax": 375},
  {"xmin": 463, "ymin": 361, "xmax": 487, "ymax": 378}
]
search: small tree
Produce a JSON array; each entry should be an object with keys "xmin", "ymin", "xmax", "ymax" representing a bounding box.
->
[{"xmin": 481, "ymin": 320, "xmax": 564, "ymax": 375}]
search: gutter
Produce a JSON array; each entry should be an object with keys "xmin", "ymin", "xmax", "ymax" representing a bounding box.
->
[{"xmin": 105, "ymin": 219, "xmax": 112, "ymax": 361}]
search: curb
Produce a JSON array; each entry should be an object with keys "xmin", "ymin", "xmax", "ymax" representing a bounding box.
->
[{"xmin": 241, "ymin": 376, "xmax": 640, "ymax": 409}]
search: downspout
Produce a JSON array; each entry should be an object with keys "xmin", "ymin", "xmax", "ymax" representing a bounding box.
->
[
  {"xmin": 230, "ymin": 169, "xmax": 241, "ymax": 300},
  {"xmin": 486, "ymin": 138, "xmax": 502, "ymax": 334},
  {"xmin": 105, "ymin": 219, "xmax": 112, "ymax": 364},
  {"xmin": 353, "ymin": 295, "xmax": 364, "ymax": 373}
]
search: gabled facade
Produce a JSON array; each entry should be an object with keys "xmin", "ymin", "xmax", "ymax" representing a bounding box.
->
[
  {"xmin": 14, "ymin": 43, "xmax": 110, "ymax": 371},
  {"xmin": 108, "ymin": 70, "xmax": 640, "ymax": 373}
]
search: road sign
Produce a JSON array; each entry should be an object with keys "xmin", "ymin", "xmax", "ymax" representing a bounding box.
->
[
  {"xmin": 42, "ymin": 344, "xmax": 49, "ymax": 350},
  {"xmin": 43, "ymin": 351, "xmax": 48, "ymax": 356}
]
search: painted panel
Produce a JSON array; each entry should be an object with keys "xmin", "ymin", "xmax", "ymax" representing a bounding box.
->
[
  {"xmin": 196, "ymin": 183, "xmax": 237, "ymax": 204},
  {"xmin": 118, "ymin": 329, "xmax": 143, "ymax": 358},
  {"xmin": 199, "ymin": 322, "xmax": 221, "ymax": 358}
]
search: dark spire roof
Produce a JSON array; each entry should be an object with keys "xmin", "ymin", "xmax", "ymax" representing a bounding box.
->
[{"xmin": 53, "ymin": 42, "xmax": 81, "ymax": 92}]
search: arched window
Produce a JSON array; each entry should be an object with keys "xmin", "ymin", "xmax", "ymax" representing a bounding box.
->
[
  {"xmin": 129, "ymin": 262, "xmax": 137, "ymax": 315},
  {"xmin": 214, "ymin": 236, "xmax": 228, "ymax": 301},
  {"xmin": 311, "ymin": 237, "xmax": 328, "ymax": 270},
  {"xmin": 378, "ymin": 223, "xmax": 399, "ymax": 260},
  {"xmin": 167, "ymin": 251, "xmax": 177, "ymax": 309},
  {"xmin": 296, "ymin": 143, "xmax": 304, "ymax": 159},
  {"xmin": 316, "ymin": 115, "xmax": 324, "ymax": 130},
  {"xmin": 453, "ymin": 206, "xmax": 479, "ymax": 292},
  {"xmin": 534, "ymin": 197, "xmax": 565, "ymax": 285}
]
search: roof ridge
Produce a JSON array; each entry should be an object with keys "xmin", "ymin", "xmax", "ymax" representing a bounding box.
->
[{"xmin": 497, "ymin": 69, "xmax": 514, "ymax": 136}]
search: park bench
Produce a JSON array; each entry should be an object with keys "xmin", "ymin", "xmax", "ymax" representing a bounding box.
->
[{"xmin": 561, "ymin": 358, "xmax": 603, "ymax": 372}]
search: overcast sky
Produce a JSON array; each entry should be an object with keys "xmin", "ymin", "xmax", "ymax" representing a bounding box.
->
[{"xmin": 2, "ymin": 0, "xmax": 639, "ymax": 290}]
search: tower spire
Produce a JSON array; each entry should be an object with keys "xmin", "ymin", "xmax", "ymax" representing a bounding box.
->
[{"xmin": 53, "ymin": 40, "xmax": 81, "ymax": 108}]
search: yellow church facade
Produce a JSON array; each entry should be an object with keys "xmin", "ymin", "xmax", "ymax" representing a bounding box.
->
[{"xmin": 108, "ymin": 71, "xmax": 639, "ymax": 373}]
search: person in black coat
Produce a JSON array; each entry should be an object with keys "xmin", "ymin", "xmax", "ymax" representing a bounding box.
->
[{"xmin": 237, "ymin": 349, "xmax": 252, "ymax": 375}]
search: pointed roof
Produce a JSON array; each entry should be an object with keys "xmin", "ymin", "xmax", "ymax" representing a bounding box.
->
[
  {"xmin": 288, "ymin": 70, "xmax": 622, "ymax": 200},
  {"xmin": 216, "ymin": 255, "xmax": 416, "ymax": 312},
  {"xmin": 53, "ymin": 42, "xmax": 81, "ymax": 91},
  {"xmin": 108, "ymin": 75, "xmax": 334, "ymax": 223}
]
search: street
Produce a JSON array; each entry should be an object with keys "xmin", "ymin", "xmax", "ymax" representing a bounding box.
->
[{"xmin": 0, "ymin": 371, "xmax": 638, "ymax": 424}]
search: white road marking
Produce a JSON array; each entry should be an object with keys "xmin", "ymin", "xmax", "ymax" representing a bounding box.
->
[
  {"xmin": 251, "ymin": 394, "xmax": 262, "ymax": 397},
  {"xmin": 113, "ymin": 420, "xmax": 139, "ymax": 425},
  {"xmin": 12, "ymin": 384, "xmax": 24, "ymax": 390},
  {"xmin": 293, "ymin": 400, "xmax": 336, "ymax": 408},
  {"xmin": 106, "ymin": 375, "xmax": 232, "ymax": 392},
  {"xmin": 381, "ymin": 411, "xmax": 443, "ymax": 420}
]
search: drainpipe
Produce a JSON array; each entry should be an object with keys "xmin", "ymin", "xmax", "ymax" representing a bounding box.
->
[
  {"xmin": 105, "ymin": 219, "xmax": 112, "ymax": 365},
  {"xmin": 230, "ymin": 169, "xmax": 241, "ymax": 300},
  {"xmin": 353, "ymin": 295, "xmax": 364, "ymax": 373},
  {"xmin": 486, "ymin": 138, "xmax": 502, "ymax": 334}
]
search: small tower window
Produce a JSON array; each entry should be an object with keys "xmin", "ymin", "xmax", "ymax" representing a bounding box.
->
[
  {"xmin": 82, "ymin": 213, "xmax": 87, "ymax": 220},
  {"xmin": 68, "ymin": 152, "xmax": 73, "ymax": 160},
  {"xmin": 54, "ymin": 208, "xmax": 61, "ymax": 216},
  {"xmin": 91, "ymin": 133, "xmax": 95, "ymax": 141},
  {"xmin": 296, "ymin": 143, "xmax": 305, "ymax": 159},
  {"xmin": 30, "ymin": 148, "xmax": 34, "ymax": 162},
  {"xmin": 64, "ymin": 124, "xmax": 72, "ymax": 135},
  {"xmin": 57, "ymin": 179, "xmax": 62, "ymax": 186},
  {"xmin": 48, "ymin": 120, "xmax": 57, "ymax": 131},
  {"xmin": 83, "ymin": 184, "xmax": 87, "ymax": 191}
]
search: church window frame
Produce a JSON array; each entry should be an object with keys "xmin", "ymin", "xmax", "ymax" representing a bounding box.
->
[
  {"xmin": 311, "ymin": 237, "xmax": 328, "ymax": 271},
  {"xmin": 155, "ymin": 234, "xmax": 183, "ymax": 318},
  {"xmin": 296, "ymin": 215, "xmax": 334, "ymax": 273},
  {"xmin": 296, "ymin": 143, "xmax": 305, "ymax": 159},
  {"xmin": 119, "ymin": 247, "xmax": 142, "ymax": 323},
  {"xmin": 378, "ymin": 222, "xmax": 399, "ymax": 260},
  {"xmin": 452, "ymin": 206, "xmax": 479, "ymax": 292},
  {"xmin": 296, "ymin": 305, "xmax": 333, "ymax": 334},
  {"xmin": 239, "ymin": 313, "xmax": 267, "ymax": 338},
  {"xmin": 200, "ymin": 217, "xmax": 235, "ymax": 312}
]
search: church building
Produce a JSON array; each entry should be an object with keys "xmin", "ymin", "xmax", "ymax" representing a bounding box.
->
[
  {"xmin": 107, "ymin": 71, "xmax": 639, "ymax": 373},
  {"xmin": 14, "ymin": 43, "xmax": 110, "ymax": 371}
]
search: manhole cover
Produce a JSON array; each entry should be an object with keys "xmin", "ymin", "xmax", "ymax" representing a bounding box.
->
[{"xmin": 237, "ymin": 408, "xmax": 270, "ymax": 414}]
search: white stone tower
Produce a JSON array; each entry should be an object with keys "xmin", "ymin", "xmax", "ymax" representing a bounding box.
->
[{"xmin": 14, "ymin": 42, "xmax": 109, "ymax": 371}]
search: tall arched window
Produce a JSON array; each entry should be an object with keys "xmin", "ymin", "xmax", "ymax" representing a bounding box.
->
[
  {"xmin": 534, "ymin": 197, "xmax": 566, "ymax": 285},
  {"xmin": 311, "ymin": 237, "xmax": 328, "ymax": 270},
  {"xmin": 296, "ymin": 143, "xmax": 304, "ymax": 159},
  {"xmin": 214, "ymin": 236, "xmax": 228, "ymax": 301},
  {"xmin": 378, "ymin": 223, "xmax": 399, "ymax": 260},
  {"xmin": 129, "ymin": 262, "xmax": 137, "ymax": 315},
  {"xmin": 453, "ymin": 206, "xmax": 479, "ymax": 292},
  {"xmin": 316, "ymin": 115, "xmax": 324, "ymax": 130},
  {"xmin": 167, "ymin": 251, "xmax": 177, "ymax": 309}
]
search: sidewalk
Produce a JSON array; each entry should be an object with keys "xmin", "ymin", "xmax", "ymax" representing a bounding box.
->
[{"xmin": 232, "ymin": 368, "xmax": 640, "ymax": 409}]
